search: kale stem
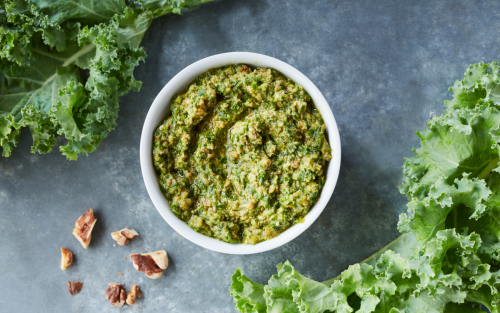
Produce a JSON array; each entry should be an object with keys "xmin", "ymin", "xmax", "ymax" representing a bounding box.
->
[
  {"xmin": 453, "ymin": 205, "xmax": 458, "ymax": 230},
  {"xmin": 477, "ymin": 156, "xmax": 499, "ymax": 181}
]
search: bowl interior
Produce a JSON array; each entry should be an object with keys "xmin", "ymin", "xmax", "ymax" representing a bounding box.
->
[{"xmin": 140, "ymin": 52, "xmax": 341, "ymax": 254}]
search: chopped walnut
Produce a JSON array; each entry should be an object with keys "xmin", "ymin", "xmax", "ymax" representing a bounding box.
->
[
  {"xmin": 126, "ymin": 285, "xmax": 142, "ymax": 305},
  {"xmin": 111, "ymin": 228, "xmax": 139, "ymax": 245},
  {"xmin": 60, "ymin": 248, "xmax": 73, "ymax": 270},
  {"xmin": 130, "ymin": 250, "xmax": 168, "ymax": 279},
  {"xmin": 67, "ymin": 281, "xmax": 83, "ymax": 296},
  {"xmin": 130, "ymin": 254, "xmax": 162, "ymax": 279},
  {"xmin": 105, "ymin": 283, "xmax": 126, "ymax": 307},
  {"xmin": 72, "ymin": 208, "xmax": 97, "ymax": 248}
]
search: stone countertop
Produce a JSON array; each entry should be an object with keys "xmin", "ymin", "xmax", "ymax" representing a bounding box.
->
[{"xmin": 1, "ymin": 0, "xmax": 500, "ymax": 312}]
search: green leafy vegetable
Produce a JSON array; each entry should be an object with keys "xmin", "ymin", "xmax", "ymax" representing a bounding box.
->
[
  {"xmin": 0, "ymin": 0, "xmax": 212, "ymax": 159},
  {"xmin": 230, "ymin": 62, "xmax": 500, "ymax": 313}
]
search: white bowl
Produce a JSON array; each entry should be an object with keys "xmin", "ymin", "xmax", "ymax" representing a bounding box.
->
[{"xmin": 140, "ymin": 52, "xmax": 341, "ymax": 254}]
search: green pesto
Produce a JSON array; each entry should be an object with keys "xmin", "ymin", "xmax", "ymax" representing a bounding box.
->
[{"xmin": 153, "ymin": 65, "xmax": 332, "ymax": 244}]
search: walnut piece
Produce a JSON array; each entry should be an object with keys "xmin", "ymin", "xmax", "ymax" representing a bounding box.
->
[
  {"xmin": 67, "ymin": 281, "xmax": 83, "ymax": 296},
  {"xmin": 60, "ymin": 248, "xmax": 73, "ymax": 270},
  {"xmin": 105, "ymin": 283, "xmax": 126, "ymax": 307},
  {"xmin": 126, "ymin": 285, "xmax": 142, "ymax": 305},
  {"xmin": 130, "ymin": 250, "xmax": 168, "ymax": 279},
  {"xmin": 72, "ymin": 208, "xmax": 97, "ymax": 249},
  {"xmin": 111, "ymin": 228, "xmax": 139, "ymax": 245}
]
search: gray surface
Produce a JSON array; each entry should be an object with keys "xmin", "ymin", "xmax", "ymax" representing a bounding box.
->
[{"xmin": 1, "ymin": 0, "xmax": 500, "ymax": 312}]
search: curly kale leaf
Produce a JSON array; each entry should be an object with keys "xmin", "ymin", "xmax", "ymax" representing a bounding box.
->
[
  {"xmin": 230, "ymin": 268, "xmax": 268, "ymax": 313},
  {"xmin": 0, "ymin": 0, "xmax": 212, "ymax": 159}
]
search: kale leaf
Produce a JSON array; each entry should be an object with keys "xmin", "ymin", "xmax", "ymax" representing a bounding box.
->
[{"xmin": 0, "ymin": 0, "xmax": 212, "ymax": 159}]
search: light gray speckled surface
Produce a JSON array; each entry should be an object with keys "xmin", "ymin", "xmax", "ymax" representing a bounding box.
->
[{"xmin": 1, "ymin": 0, "xmax": 500, "ymax": 312}]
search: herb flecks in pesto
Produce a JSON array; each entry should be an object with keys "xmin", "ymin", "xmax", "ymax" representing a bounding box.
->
[{"xmin": 153, "ymin": 65, "xmax": 332, "ymax": 244}]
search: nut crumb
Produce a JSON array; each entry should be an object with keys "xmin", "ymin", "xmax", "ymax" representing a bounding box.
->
[
  {"xmin": 72, "ymin": 208, "xmax": 97, "ymax": 248},
  {"xmin": 111, "ymin": 228, "xmax": 139, "ymax": 245},
  {"xmin": 105, "ymin": 283, "xmax": 126, "ymax": 307},
  {"xmin": 126, "ymin": 285, "xmax": 142, "ymax": 305},
  {"xmin": 61, "ymin": 248, "xmax": 73, "ymax": 270},
  {"xmin": 67, "ymin": 281, "xmax": 83, "ymax": 296},
  {"xmin": 113, "ymin": 244, "xmax": 116, "ymax": 247},
  {"xmin": 118, "ymin": 272, "xmax": 123, "ymax": 276},
  {"xmin": 130, "ymin": 250, "xmax": 168, "ymax": 279},
  {"xmin": 124, "ymin": 257, "xmax": 127, "ymax": 259}
]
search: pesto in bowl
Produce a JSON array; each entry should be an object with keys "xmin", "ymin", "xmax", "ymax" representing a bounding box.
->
[{"xmin": 153, "ymin": 64, "xmax": 332, "ymax": 244}]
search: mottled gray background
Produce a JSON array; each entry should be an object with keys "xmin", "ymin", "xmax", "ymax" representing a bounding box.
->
[{"xmin": 1, "ymin": 0, "xmax": 500, "ymax": 312}]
